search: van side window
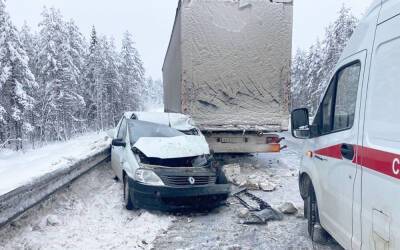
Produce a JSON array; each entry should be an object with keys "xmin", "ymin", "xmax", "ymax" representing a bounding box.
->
[
  {"xmin": 117, "ymin": 118, "xmax": 127, "ymax": 141},
  {"xmin": 313, "ymin": 61, "xmax": 361, "ymax": 135},
  {"xmin": 333, "ymin": 63, "xmax": 361, "ymax": 130},
  {"xmin": 320, "ymin": 79, "xmax": 335, "ymax": 134}
]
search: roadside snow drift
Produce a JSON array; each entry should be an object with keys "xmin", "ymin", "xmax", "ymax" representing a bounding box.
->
[{"xmin": 0, "ymin": 132, "xmax": 111, "ymax": 196}]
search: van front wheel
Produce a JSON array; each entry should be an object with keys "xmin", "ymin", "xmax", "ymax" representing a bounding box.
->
[
  {"xmin": 307, "ymin": 185, "xmax": 329, "ymax": 243},
  {"xmin": 123, "ymin": 175, "xmax": 135, "ymax": 210}
]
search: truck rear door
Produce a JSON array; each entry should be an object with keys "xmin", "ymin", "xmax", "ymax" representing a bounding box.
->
[{"xmin": 359, "ymin": 5, "xmax": 400, "ymax": 249}]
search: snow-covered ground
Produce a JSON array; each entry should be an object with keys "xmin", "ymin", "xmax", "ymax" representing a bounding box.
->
[
  {"xmin": 0, "ymin": 133, "xmax": 342, "ymax": 249},
  {"xmin": 0, "ymin": 132, "xmax": 111, "ymax": 196},
  {"xmin": 0, "ymin": 161, "xmax": 173, "ymax": 250}
]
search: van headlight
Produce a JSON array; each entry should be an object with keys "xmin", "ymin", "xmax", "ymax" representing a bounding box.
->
[{"xmin": 134, "ymin": 169, "xmax": 165, "ymax": 186}]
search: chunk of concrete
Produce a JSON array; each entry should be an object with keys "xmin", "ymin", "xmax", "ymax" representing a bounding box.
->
[
  {"xmin": 259, "ymin": 182, "xmax": 277, "ymax": 192},
  {"xmin": 222, "ymin": 164, "xmax": 241, "ymax": 184},
  {"xmin": 46, "ymin": 215, "xmax": 61, "ymax": 226},
  {"xmin": 278, "ymin": 202, "xmax": 298, "ymax": 215},
  {"xmin": 245, "ymin": 179, "xmax": 260, "ymax": 190},
  {"xmin": 237, "ymin": 208, "xmax": 250, "ymax": 218}
]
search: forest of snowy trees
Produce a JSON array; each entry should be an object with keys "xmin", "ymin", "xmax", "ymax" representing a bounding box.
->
[
  {"xmin": 291, "ymin": 6, "xmax": 358, "ymax": 116},
  {"xmin": 0, "ymin": 1, "xmax": 359, "ymax": 151},
  {"xmin": 0, "ymin": 1, "xmax": 162, "ymax": 150}
]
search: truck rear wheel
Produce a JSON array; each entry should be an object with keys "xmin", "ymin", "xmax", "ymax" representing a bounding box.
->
[{"xmin": 307, "ymin": 185, "xmax": 329, "ymax": 244}]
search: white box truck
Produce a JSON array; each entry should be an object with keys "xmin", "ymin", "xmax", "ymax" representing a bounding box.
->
[{"xmin": 163, "ymin": 0, "xmax": 293, "ymax": 153}]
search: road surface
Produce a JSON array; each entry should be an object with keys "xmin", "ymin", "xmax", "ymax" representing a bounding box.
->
[{"xmin": 0, "ymin": 138, "xmax": 343, "ymax": 250}]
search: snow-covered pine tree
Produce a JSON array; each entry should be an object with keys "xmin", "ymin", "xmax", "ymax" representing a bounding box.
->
[
  {"xmin": 19, "ymin": 21, "xmax": 38, "ymax": 74},
  {"xmin": 102, "ymin": 37, "xmax": 123, "ymax": 127},
  {"xmin": 19, "ymin": 21, "xmax": 41, "ymax": 147},
  {"xmin": 0, "ymin": 0, "xmax": 37, "ymax": 150},
  {"xmin": 66, "ymin": 19, "xmax": 87, "ymax": 132},
  {"xmin": 36, "ymin": 7, "xmax": 85, "ymax": 141},
  {"xmin": 83, "ymin": 26, "xmax": 99, "ymax": 130},
  {"xmin": 143, "ymin": 77, "xmax": 164, "ymax": 111},
  {"xmin": 95, "ymin": 36, "xmax": 122, "ymax": 129},
  {"xmin": 119, "ymin": 31, "xmax": 145, "ymax": 111},
  {"xmin": 291, "ymin": 5, "xmax": 358, "ymax": 116}
]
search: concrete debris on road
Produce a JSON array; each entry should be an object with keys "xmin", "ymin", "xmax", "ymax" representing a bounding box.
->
[
  {"xmin": 278, "ymin": 202, "xmax": 298, "ymax": 215},
  {"xmin": 259, "ymin": 182, "xmax": 277, "ymax": 192},
  {"xmin": 233, "ymin": 188, "xmax": 283, "ymax": 225},
  {"xmin": 222, "ymin": 163, "xmax": 278, "ymax": 192},
  {"xmin": 237, "ymin": 208, "xmax": 250, "ymax": 218},
  {"xmin": 224, "ymin": 244, "xmax": 242, "ymax": 250},
  {"xmin": 46, "ymin": 215, "xmax": 61, "ymax": 226},
  {"xmin": 242, "ymin": 209, "xmax": 283, "ymax": 225}
]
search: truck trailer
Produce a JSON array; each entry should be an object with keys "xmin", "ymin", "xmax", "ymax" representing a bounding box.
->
[{"xmin": 163, "ymin": 0, "xmax": 293, "ymax": 153}]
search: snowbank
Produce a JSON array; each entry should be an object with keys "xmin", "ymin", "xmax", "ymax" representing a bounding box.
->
[
  {"xmin": 0, "ymin": 132, "xmax": 111, "ymax": 196},
  {"xmin": 0, "ymin": 163, "xmax": 173, "ymax": 250}
]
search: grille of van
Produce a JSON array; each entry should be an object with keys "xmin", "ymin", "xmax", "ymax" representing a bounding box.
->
[{"xmin": 161, "ymin": 175, "xmax": 216, "ymax": 186}]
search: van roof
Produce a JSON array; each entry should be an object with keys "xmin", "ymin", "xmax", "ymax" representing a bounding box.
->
[{"xmin": 123, "ymin": 112, "xmax": 195, "ymax": 131}]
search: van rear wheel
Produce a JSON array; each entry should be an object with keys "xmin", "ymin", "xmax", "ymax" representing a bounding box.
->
[{"xmin": 307, "ymin": 185, "xmax": 329, "ymax": 244}]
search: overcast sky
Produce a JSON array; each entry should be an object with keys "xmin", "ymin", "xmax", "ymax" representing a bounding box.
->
[{"xmin": 7, "ymin": 0, "xmax": 373, "ymax": 80}]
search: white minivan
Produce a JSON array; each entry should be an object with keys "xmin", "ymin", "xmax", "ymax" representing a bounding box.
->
[{"xmin": 291, "ymin": 1, "xmax": 400, "ymax": 249}]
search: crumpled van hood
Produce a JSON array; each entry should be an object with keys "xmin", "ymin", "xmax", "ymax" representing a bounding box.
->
[{"xmin": 133, "ymin": 135, "xmax": 210, "ymax": 159}]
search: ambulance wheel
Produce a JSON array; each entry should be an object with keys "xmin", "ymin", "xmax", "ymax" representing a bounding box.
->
[{"xmin": 307, "ymin": 185, "xmax": 329, "ymax": 244}]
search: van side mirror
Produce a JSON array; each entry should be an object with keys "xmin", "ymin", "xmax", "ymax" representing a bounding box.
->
[
  {"xmin": 291, "ymin": 108, "xmax": 311, "ymax": 139},
  {"xmin": 112, "ymin": 138, "xmax": 126, "ymax": 147}
]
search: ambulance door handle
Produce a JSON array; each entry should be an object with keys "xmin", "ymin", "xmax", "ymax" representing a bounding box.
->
[{"xmin": 341, "ymin": 144, "xmax": 354, "ymax": 160}]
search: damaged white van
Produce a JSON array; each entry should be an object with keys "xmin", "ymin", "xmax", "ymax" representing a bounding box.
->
[
  {"xmin": 291, "ymin": 1, "xmax": 400, "ymax": 249},
  {"xmin": 111, "ymin": 112, "xmax": 230, "ymax": 211}
]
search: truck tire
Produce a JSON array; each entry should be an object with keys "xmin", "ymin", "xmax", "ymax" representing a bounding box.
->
[
  {"xmin": 307, "ymin": 185, "xmax": 329, "ymax": 244},
  {"xmin": 123, "ymin": 175, "xmax": 135, "ymax": 210}
]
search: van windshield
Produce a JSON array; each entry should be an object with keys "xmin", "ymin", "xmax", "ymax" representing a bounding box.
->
[{"xmin": 127, "ymin": 120, "xmax": 185, "ymax": 144}]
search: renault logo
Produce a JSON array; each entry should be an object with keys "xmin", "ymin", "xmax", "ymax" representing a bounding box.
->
[{"xmin": 188, "ymin": 177, "xmax": 196, "ymax": 185}]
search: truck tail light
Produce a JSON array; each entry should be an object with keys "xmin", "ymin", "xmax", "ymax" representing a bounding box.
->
[
  {"xmin": 269, "ymin": 144, "xmax": 281, "ymax": 153},
  {"xmin": 266, "ymin": 137, "xmax": 280, "ymax": 144}
]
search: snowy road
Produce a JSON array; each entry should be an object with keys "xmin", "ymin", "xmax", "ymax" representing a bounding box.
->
[{"xmin": 0, "ymin": 137, "xmax": 343, "ymax": 250}]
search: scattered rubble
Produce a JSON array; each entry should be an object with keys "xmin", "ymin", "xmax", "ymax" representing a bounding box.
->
[
  {"xmin": 233, "ymin": 188, "xmax": 283, "ymax": 225},
  {"xmin": 237, "ymin": 208, "xmax": 250, "ymax": 218},
  {"xmin": 224, "ymin": 244, "xmax": 242, "ymax": 250},
  {"xmin": 244, "ymin": 209, "xmax": 283, "ymax": 225},
  {"xmin": 222, "ymin": 164, "xmax": 278, "ymax": 192},
  {"xmin": 46, "ymin": 215, "xmax": 61, "ymax": 226},
  {"xmin": 278, "ymin": 202, "xmax": 298, "ymax": 215},
  {"xmin": 222, "ymin": 164, "xmax": 243, "ymax": 185},
  {"xmin": 259, "ymin": 182, "xmax": 277, "ymax": 192}
]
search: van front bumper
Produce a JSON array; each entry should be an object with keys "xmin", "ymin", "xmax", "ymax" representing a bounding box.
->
[{"xmin": 128, "ymin": 178, "xmax": 230, "ymax": 211}]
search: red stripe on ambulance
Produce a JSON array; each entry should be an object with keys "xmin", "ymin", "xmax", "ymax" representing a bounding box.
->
[
  {"xmin": 314, "ymin": 144, "xmax": 343, "ymax": 160},
  {"xmin": 315, "ymin": 144, "xmax": 400, "ymax": 180}
]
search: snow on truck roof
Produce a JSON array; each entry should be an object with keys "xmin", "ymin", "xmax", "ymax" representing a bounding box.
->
[{"xmin": 123, "ymin": 112, "xmax": 195, "ymax": 131}]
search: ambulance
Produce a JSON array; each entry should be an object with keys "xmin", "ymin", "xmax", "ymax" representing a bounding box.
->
[{"xmin": 291, "ymin": 0, "xmax": 400, "ymax": 249}]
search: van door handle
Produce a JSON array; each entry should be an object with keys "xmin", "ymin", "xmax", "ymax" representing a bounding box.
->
[
  {"xmin": 314, "ymin": 155, "xmax": 327, "ymax": 161},
  {"xmin": 341, "ymin": 144, "xmax": 354, "ymax": 160}
]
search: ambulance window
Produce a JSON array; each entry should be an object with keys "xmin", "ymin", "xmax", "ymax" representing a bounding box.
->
[
  {"xmin": 333, "ymin": 62, "xmax": 361, "ymax": 131},
  {"xmin": 320, "ymin": 79, "xmax": 335, "ymax": 134},
  {"xmin": 313, "ymin": 61, "xmax": 361, "ymax": 136}
]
